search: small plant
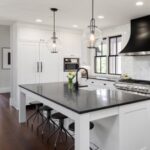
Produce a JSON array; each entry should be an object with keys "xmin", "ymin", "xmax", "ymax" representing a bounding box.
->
[
  {"xmin": 67, "ymin": 71, "xmax": 76, "ymax": 81},
  {"xmin": 67, "ymin": 72, "xmax": 76, "ymax": 89},
  {"xmin": 121, "ymin": 73, "xmax": 130, "ymax": 79}
]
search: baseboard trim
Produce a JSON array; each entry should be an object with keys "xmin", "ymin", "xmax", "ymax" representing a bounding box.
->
[{"xmin": 0, "ymin": 87, "xmax": 10, "ymax": 93}]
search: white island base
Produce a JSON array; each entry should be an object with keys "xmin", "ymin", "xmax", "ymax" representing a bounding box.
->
[
  {"xmin": 91, "ymin": 101, "xmax": 150, "ymax": 150},
  {"xmin": 19, "ymin": 88, "xmax": 150, "ymax": 150}
]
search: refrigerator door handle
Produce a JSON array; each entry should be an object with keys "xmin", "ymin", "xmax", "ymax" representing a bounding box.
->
[
  {"xmin": 37, "ymin": 62, "xmax": 39, "ymax": 72},
  {"xmin": 41, "ymin": 62, "xmax": 43, "ymax": 72}
]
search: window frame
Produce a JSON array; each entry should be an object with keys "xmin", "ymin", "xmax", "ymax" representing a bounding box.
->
[
  {"xmin": 94, "ymin": 38, "xmax": 107, "ymax": 74},
  {"xmin": 108, "ymin": 35, "xmax": 122, "ymax": 75},
  {"xmin": 94, "ymin": 56, "xmax": 107, "ymax": 74},
  {"xmin": 94, "ymin": 35, "xmax": 122, "ymax": 75}
]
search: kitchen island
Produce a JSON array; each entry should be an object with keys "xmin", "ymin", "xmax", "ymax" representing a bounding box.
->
[{"xmin": 19, "ymin": 82, "xmax": 150, "ymax": 150}]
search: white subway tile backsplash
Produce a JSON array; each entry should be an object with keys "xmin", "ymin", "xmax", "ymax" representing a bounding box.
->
[{"xmin": 123, "ymin": 56, "xmax": 150, "ymax": 80}]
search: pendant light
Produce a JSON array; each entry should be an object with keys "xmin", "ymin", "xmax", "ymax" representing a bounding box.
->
[
  {"xmin": 83, "ymin": 0, "xmax": 102, "ymax": 49},
  {"xmin": 51, "ymin": 8, "xmax": 59, "ymax": 53}
]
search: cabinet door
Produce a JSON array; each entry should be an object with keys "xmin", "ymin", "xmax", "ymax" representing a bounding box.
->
[
  {"xmin": 39, "ymin": 43, "xmax": 60, "ymax": 83},
  {"xmin": 18, "ymin": 41, "xmax": 39, "ymax": 84}
]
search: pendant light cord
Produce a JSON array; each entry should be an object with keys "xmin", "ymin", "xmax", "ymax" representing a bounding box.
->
[
  {"xmin": 51, "ymin": 8, "xmax": 58, "ymax": 43},
  {"xmin": 90, "ymin": 0, "xmax": 95, "ymax": 34},
  {"xmin": 53, "ymin": 10, "xmax": 56, "ymax": 43},
  {"xmin": 92, "ymin": 0, "xmax": 94, "ymax": 19}
]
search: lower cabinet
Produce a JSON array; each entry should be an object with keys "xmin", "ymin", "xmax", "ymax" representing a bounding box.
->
[
  {"xmin": 91, "ymin": 101, "xmax": 150, "ymax": 150},
  {"xmin": 119, "ymin": 101, "xmax": 150, "ymax": 150}
]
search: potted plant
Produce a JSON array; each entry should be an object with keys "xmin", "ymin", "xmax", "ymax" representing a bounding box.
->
[{"xmin": 67, "ymin": 71, "xmax": 76, "ymax": 89}]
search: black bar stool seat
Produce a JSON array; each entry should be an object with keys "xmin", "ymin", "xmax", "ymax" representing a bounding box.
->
[
  {"xmin": 69, "ymin": 122, "xmax": 94, "ymax": 132},
  {"xmin": 40, "ymin": 105, "xmax": 53, "ymax": 111},
  {"xmin": 52, "ymin": 112, "xmax": 68, "ymax": 120},
  {"xmin": 29, "ymin": 101, "xmax": 43, "ymax": 106}
]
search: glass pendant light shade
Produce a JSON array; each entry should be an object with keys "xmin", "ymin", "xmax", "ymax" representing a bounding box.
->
[
  {"xmin": 47, "ymin": 37, "xmax": 61, "ymax": 53},
  {"xmin": 83, "ymin": 26, "xmax": 102, "ymax": 49}
]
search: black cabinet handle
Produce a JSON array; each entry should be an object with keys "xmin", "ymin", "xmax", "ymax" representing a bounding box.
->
[
  {"xmin": 37, "ymin": 62, "xmax": 39, "ymax": 72},
  {"xmin": 91, "ymin": 81, "xmax": 94, "ymax": 83},
  {"xmin": 41, "ymin": 62, "xmax": 43, "ymax": 72}
]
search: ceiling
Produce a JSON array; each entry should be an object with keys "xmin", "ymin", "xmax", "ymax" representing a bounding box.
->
[{"xmin": 0, "ymin": 0, "xmax": 149, "ymax": 29}]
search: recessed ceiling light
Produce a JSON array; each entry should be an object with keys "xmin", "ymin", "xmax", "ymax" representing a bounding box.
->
[
  {"xmin": 98, "ymin": 15, "xmax": 104, "ymax": 19},
  {"xmin": 72, "ymin": 25, "xmax": 78, "ymax": 28},
  {"xmin": 136, "ymin": 1, "xmax": 144, "ymax": 6},
  {"xmin": 35, "ymin": 19, "xmax": 43, "ymax": 23}
]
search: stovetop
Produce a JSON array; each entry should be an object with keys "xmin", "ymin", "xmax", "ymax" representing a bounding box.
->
[
  {"xmin": 115, "ymin": 79, "xmax": 150, "ymax": 95},
  {"xmin": 119, "ymin": 79, "xmax": 150, "ymax": 85}
]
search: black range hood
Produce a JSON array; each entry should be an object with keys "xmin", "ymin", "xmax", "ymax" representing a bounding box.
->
[{"xmin": 120, "ymin": 15, "xmax": 150, "ymax": 56}]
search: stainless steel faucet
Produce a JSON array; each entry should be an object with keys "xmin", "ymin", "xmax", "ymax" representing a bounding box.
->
[{"xmin": 74, "ymin": 67, "xmax": 89, "ymax": 90}]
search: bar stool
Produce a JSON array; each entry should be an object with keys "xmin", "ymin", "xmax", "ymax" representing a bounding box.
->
[
  {"xmin": 27, "ymin": 101, "xmax": 43, "ymax": 129},
  {"xmin": 37, "ymin": 105, "xmax": 56, "ymax": 137},
  {"xmin": 47, "ymin": 112, "xmax": 73, "ymax": 149},
  {"xmin": 67, "ymin": 122, "xmax": 94, "ymax": 150}
]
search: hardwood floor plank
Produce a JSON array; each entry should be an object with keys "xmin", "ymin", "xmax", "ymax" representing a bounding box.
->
[{"xmin": 0, "ymin": 93, "xmax": 73, "ymax": 150}]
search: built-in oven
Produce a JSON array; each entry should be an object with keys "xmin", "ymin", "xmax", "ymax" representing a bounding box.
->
[{"xmin": 64, "ymin": 58, "xmax": 79, "ymax": 72}]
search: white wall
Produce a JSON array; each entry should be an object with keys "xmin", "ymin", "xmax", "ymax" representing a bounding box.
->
[
  {"xmin": 0, "ymin": 25, "xmax": 10, "ymax": 93},
  {"xmin": 89, "ymin": 23, "xmax": 150, "ymax": 80}
]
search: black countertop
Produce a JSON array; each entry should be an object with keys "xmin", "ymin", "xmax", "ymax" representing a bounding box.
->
[{"xmin": 20, "ymin": 82, "xmax": 150, "ymax": 114}]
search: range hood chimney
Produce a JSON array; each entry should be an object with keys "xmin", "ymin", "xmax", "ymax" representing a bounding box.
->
[{"xmin": 120, "ymin": 15, "xmax": 150, "ymax": 56}]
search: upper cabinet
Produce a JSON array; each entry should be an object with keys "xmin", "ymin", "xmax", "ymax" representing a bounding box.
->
[{"xmin": 18, "ymin": 24, "xmax": 82, "ymax": 57}]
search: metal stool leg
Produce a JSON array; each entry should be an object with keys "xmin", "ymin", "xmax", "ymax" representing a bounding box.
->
[
  {"xmin": 27, "ymin": 111, "xmax": 37, "ymax": 125},
  {"xmin": 37, "ymin": 118, "xmax": 47, "ymax": 135},
  {"xmin": 54, "ymin": 129, "xmax": 62, "ymax": 149},
  {"xmin": 47, "ymin": 127, "xmax": 60, "ymax": 143}
]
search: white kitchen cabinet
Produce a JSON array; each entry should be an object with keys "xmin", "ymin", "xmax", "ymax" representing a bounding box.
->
[
  {"xmin": 18, "ymin": 41, "xmax": 60, "ymax": 104},
  {"xmin": 119, "ymin": 102, "xmax": 150, "ymax": 150},
  {"xmin": 18, "ymin": 41, "xmax": 60, "ymax": 84},
  {"xmin": 18, "ymin": 41, "xmax": 39, "ymax": 84},
  {"xmin": 39, "ymin": 42, "xmax": 59, "ymax": 83},
  {"xmin": 11, "ymin": 23, "xmax": 83, "ymax": 109}
]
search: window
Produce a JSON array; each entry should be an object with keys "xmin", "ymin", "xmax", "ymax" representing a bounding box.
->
[
  {"xmin": 95, "ymin": 35, "xmax": 122, "ymax": 75},
  {"xmin": 108, "ymin": 35, "xmax": 122, "ymax": 75},
  {"xmin": 95, "ymin": 38, "xmax": 107, "ymax": 74}
]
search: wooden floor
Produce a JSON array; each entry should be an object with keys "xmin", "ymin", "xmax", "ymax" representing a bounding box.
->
[{"xmin": 0, "ymin": 93, "xmax": 72, "ymax": 150}]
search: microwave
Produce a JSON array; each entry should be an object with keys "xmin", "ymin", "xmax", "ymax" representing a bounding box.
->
[{"xmin": 64, "ymin": 58, "xmax": 79, "ymax": 72}]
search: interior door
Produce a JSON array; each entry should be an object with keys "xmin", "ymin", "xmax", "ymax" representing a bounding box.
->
[
  {"xmin": 39, "ymin": 42, "xmax": 60, "ymax": 83},
  {"xmin": 18, "ymin": 41, "xmax": 39, "ymax": 84}
]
